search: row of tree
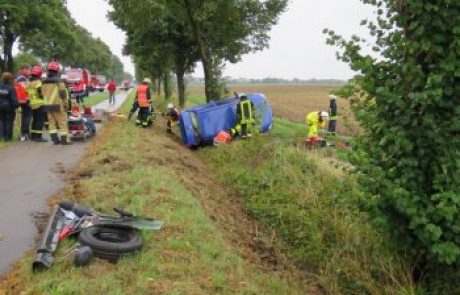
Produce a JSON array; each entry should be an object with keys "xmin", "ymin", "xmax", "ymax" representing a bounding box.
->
[
  {"xmin": 0, "ymin": 0, "xmax": 131, "ymax": 83},
  {"xmin": 108, "ymin": 0, "xmax": 288, "ymax": 106}
]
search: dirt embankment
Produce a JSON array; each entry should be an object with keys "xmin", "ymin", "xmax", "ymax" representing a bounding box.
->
[{"xmin": 138, "ymin": 118, "xmax": 312, "ymax": 283}]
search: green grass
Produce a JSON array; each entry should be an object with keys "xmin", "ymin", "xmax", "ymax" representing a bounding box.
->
[
  {"xmin": 83, "ymin": 91, "xmax": 113, "ymax": 107},
  {"xmin": 0, "ymin": 99, "xmax": 307, "ymax": 294},
  {"xmin": 200, "ymin": 135, "xmax": 417, "ymax": 294}
]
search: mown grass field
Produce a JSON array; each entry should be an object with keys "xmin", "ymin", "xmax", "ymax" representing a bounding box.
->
[
  {"xmin": 187, "ymin": 84, "xmax": 359, "ymax": 136},
  {"xmin": 0, "ymin": 93, "xmax": 311, "ymax": 295}
]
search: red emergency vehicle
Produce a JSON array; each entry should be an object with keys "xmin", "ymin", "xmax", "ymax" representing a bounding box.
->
[
  {"xmin": 64, "ymin": 68, "xmax": 91, "ymax": 97},
  {"xmin": 91, "ymin": 75, "xmax": 107, "ymax": 92}
]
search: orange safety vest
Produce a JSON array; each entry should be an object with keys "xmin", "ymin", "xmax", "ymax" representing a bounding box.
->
[
  {"xmin": 14, "ymin": 80, "xmax": 29, "ymax": 104},
  {"xmin": 137, "ymin": 85, "xmax": 150, "ymax": 107}
]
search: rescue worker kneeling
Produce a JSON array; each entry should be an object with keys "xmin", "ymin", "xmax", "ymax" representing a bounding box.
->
[
  {"xmin": 162, "ymin": 103, "xmax": 180, "ymax": 133},
  {"xmin": 236, "ymin": 94, "xmax": 256, "ymax": 139},
  {"xmin": 42, "ymin": 62, "xmax": 71, "ymax": 145},
  {"xmin": 306, "ymin": 110, "xmax": 329, "ymax": 139},
  {"xmin": 135, "ymin": 78, "xmax": 153, "ymax": 127},
  {"xmin": 28, "ymin": 66, "xmax": 47, "ymax": 142}
]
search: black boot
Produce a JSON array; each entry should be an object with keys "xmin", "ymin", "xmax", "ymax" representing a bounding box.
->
[
  {"xmin": 60, "ymin": 135, "xmax": 73, "ymax": 145},
  {"xmin": 31, "ymin": 133, "xmax": 48, "ymax": 142},
  {"xmin": 50, "ymin": 133, "xmax": 60, "ymax": 145}
]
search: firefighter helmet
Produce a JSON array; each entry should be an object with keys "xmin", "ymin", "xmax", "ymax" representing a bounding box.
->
[
  {"xmin": 47, "ymin": 62, "xmax": 60, "ymax": 72},
  {"xmin": 31, "ymin": 66, "xmax": 43, "ymax": 77}
]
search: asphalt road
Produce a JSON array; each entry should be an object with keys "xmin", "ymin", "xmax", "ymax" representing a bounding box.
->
[{"xmin": 0, "ymin": 92, "xmax": 129, "ymax": 276}]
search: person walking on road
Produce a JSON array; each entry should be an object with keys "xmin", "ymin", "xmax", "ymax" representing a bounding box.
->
[
  {"xmin": 15, "ymin": 64, "xmax": 32, "ymax": 141},
  {"xmin": 135, "ymin": 78, "xmax": 152, "ymax": 127},
  {"xmin": 42, "ymin": 61, "xmax": 71, "ymax": 145},
  {"xmin": 107, "ymin": 80, "xmax": 117, "ymax": 105},
  {"xmin": 236, "ymin": 94, "xmax": 256, "ymax": 139},
  {"xmin": 0, "ymin": 72, "xmax": 19, "ymax": 142},
  {"xmin": 28, "ymin": 66, "xmax": 47, "ymax": 142},
  {"xmin": 328, "ymin": 95, "xmax": 338, "ymax": 136}
]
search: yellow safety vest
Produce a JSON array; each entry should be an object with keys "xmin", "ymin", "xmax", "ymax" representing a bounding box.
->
[
  {"xmin": 28, "ymin": 80, "xmax": 44, "ymax": 110},
  {"xmin": 239, "ymin": 100, "xmax": 255, "ymax": 125}
]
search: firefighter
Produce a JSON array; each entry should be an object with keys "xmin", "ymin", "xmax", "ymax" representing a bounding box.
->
[
  {"xmin": 0, "ymin": 72, "xmax": 19, "ymax": 141},
  {"xmin": 15, "ymin": 64, "xmax": 32, "ymax": 141},
  {"xmin": 60, "ymin": 74, "xmax": 71, "ymax": 114},
  {"xmin": 162, "ymin": 103, "xmax": 180, "ymax": 133},
  {"xmin": 41, "ymin": 61, "xmax": 71, "ymax": 145},
  {"xmin": 306, "ymin": 110, "xmax": 329, "ymax": 139},
  {"xmin": 73, "ymin": 80, "xmax": 85, "ymax": 106},
  {"xmin": 328, "ymin": 95, "xmax": 338, "ymax": 136},
  {"xmin": 135, "ymin": 78, "xmax": 152, "ymax": 127},
  {"xmin": 236, "ymin": 94, "xmax": 256, "ymax": 138},
  {"xmin": 28, "ymin": 66, "xmax": 47, "ymax": 142}
]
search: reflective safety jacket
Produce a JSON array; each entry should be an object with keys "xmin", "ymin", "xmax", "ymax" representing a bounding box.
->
[
  {"xmin": 136, "ymin": 84, "xmax": 151, "ymax": 107},
  {"xmin": 28, "ymin": 79, "xmax": 44, "ymax": 110},
  {"xmin": 14, "ymin": 76, "xmax": 29, "ymax": 104},
  {"xmin": 329, "ymin": 99, "xmax": 338, "ymax": 120},
  {"xmin": 237, "ymin": 99, "xmax": 255, "ymax": 125},
  {"xmin": 41, "ymin": 76, "xmax": 67, "ymax": 112},
  {"xmin": 306, "ymin": 111, "xmax": 326, "ymax": 138}
]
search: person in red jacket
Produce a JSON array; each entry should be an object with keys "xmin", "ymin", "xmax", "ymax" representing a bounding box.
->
[
  {"xmin": 107, "ymin": 80, "xmax": 117, "ymax": 105},
  {"xmin": 15, "ymin": 64, "xmax": 32, "ymax": 141}
]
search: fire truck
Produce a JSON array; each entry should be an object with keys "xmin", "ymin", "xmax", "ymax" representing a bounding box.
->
[
  {"xmin": 63, "ymin": 68, "xmax": 91, "ymax": 97},
  {"xmin": 91, "ymin": 75, "xmax": 107, "ymax": 92}
]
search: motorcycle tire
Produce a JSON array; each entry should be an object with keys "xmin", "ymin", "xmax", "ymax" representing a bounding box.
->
[{"xmin": 78, "ymin": 225, "xmax": 143, "ymax": 262}]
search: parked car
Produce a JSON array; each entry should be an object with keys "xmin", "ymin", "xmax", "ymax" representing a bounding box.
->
[
  {"xmin": 64, "ymin": 68, "xmax": 91, "ymax": 97},
  {"xmin": 92, "ymin": 75, "xmax": 107, "ymax": 92},
  {"xmin": 179, "ymin": 93, "xmax": 273, "ymax": 147}
]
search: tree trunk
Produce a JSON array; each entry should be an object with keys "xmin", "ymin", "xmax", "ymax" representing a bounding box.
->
[
  {"xmin": 2, "ymin": 33, "xmax": 15, "ymax": 72},
  {"xmin": 163, "ymin": 73, "xmax": 171, "ymax": 100},
  {"xmin": 183, "ymin": 0, "xmax": 220, "ymax": 102},
  {"xmin": 176, "ymin": 68, "xmax": 186, "ymax": 107},
  {"xmin": 157, "ymin": 79, "xmax": 161, "ymax": 97}
]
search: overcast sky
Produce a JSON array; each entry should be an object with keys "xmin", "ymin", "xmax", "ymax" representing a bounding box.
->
[{"xmin": 67, "ymin": 0, "xmax": 375, "ymax": 80}]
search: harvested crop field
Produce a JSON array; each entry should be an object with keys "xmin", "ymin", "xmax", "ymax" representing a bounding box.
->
[{"xmin": 188, "ymin": 84, "xmax": 360, "ymax": 136}]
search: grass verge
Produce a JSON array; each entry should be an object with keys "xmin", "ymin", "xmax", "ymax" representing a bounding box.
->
[
  {"xmin": 0, "ymin": 96, "xmax": 310, "ymax": 294},
  {"xmin": 200, "ymin": 135, "xmax": 417, "ymax": 294}
]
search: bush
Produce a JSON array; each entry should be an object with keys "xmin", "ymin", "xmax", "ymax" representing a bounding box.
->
[
  {"xmin": 202, "ymin": 137, "xmax": 415, "ymax": 293},
  {"xmin": 325, "ymin": 0, "xmax": 460, "ymax": 279}
]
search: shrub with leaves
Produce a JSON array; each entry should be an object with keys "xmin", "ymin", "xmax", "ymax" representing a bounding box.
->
[{"xmin": 324, "ymin": 0, "xmax": 460, "ymax": 267}]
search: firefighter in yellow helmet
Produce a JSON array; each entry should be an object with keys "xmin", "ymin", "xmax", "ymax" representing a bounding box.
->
[
  {"xmin": 306, "ymin": 110, "xmax": 329, "ymax": 139},
  {"xmin": 41, "ymin": 62, "xmax": 71, "ymax": 145},
  {"xmin": 236, "ymin": 94, "xmax": 256, "ymax": 139}
]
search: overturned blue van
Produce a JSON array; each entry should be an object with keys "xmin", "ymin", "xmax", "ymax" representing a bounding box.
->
[{"xmin": 179, "ymin": 93, "xmax": 273, "ymax": 147}]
